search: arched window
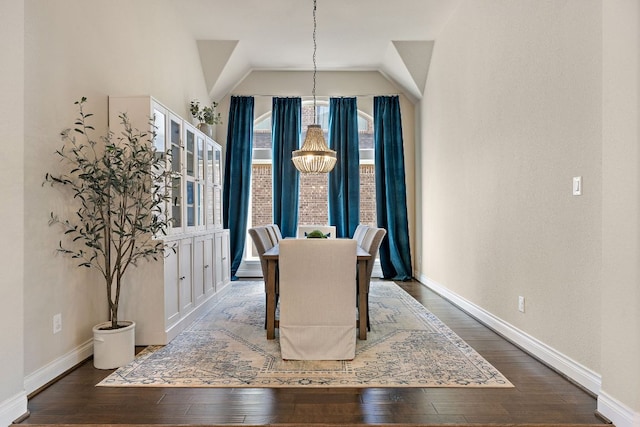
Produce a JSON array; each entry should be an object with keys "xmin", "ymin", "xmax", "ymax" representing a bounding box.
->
[{"xmin": 246, "ymin": 99, "xmax": 375, "ymax": 258}]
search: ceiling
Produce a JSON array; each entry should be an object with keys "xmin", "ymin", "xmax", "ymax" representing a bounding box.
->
[{"xmin": 176, "ymin": 0, "xmax": 462, "ymax": 101}]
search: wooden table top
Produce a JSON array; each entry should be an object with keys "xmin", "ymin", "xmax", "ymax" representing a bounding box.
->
[{"xmin": 262, "ymin": 242, "xmax": 371, "ymax": 260}]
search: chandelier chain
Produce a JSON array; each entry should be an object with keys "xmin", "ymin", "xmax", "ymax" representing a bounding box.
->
[
  {"xmin": 291, "ymin": 0, "xmax": 336, "ymax": 174},
  {"xmin": 312, "ymin": 0, "xmax": 317, "ymax": 116}
]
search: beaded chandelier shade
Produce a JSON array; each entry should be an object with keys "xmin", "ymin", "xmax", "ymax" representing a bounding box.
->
[
  {"xmin": 292, "ymin": 0, "xmax": 336, "ymax": 174},
  {"xmin": 292, "ymin": 125, "xmax": 336, "ymax": 173}
]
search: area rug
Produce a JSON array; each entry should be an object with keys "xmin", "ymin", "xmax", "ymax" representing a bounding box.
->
[{"xmin": 98, "ymin": 280, "xmax": 512, "ymax": 388}]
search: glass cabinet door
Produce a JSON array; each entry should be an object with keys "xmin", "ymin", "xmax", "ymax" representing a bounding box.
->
[
  {"xmin": 214, "ymin": 144, "xmax": 223, "ymax": 228},
  {"xmin": 169, "ymin": 115, "xmax": 182, "ymax": 229},
  {"xmin": 214, "ymin": 187, "xmax": 222, "ymax": 228},
  {"xmin": 206, "ymin": 185, "xmax": 214, "ymax": 226},
  {"xmin": 152, "ymin": 107, "xmax": 167, "ymax": 226},
  {"xmin": 206, "ymin": 140, "xmax": 215, "ymax": 227},
  {"xmin": 186, "ymin": 181, "xmax": 194, "ymax": 227},
  {"xmin": 205, "ymin": 141, "xmax": 223, "ymax": 229},
  {"xmin": 214, "ymin": 146, "xmax": 222, "ymax": 185},
  {"xmin": 185, "ymin": 126, "xmax": 196, "ymax": 228},
  {"xmin": 196, "ymin": 135, "xmax": 205, "ymax": 227},
  {"xmin": 186, "ymin": 128, "xmax": 195, "ymax": 178},
  {"xmin": 197, "ymin": 135, "xmax": 205, "ymax": 182},
  {"xmin": 184, "ymin": 125, "xmax": 208, "ymax": 229},
  {"xmin": 197, "ymin": 182, "xmax": 204, "ymax": 227},
  {"xmin": 153, "ymin": 107, "xmax": 166, "ymax": 154}
]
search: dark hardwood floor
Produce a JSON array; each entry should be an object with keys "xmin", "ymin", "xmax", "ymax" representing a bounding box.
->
[{"xmin": 18, "ymin": 280, "xmax": 609, "ymax": 426}]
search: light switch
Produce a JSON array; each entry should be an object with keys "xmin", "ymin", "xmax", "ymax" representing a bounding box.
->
[{"xmin": 573, "ymin": 176, "xmax": 582, "ymax": 196}]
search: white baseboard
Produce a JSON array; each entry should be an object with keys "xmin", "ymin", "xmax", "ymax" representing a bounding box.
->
[
  {"xmin": 22, "ymin": 284, "xmax": 233, "ymax": 398},
  {"xmin": 15, "ymin": 272, "xmax": 638, "ymax": 427},
  {"xmin": 235, "ymin": 259, "xmax": 262, "ymax": 278},
  {"xmin": 419, "ymin": 274, "xmax": 640, "ymax": 427},
  {"xmin": 597, "ymin": 390, "xmax": 640, "ymax": 427},
  {"xmin": 23, "ymin": 339, "xmax": 93, "ymax": 395},
  {"xmin": 0, "ymin": 390, "xmax": 27, "ymax": 427},
  {"xmin": 22, "ymin": 281, "xmax": 233, "ymax": 396},
  {"xmin": 418, "ymin": 274, "xmax": 601, "ymax": 394}
]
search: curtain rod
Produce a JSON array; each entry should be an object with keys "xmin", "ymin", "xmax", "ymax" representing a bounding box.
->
[{"xmin": 230, "ymin": 93, "xmax": 401, "ymax": 98}]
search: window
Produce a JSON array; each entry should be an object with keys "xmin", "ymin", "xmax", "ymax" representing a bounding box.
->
[
  {"xmin": 247, "ymin": 99, "xmax": 375, "ymax": 257},
  {"xmin": 298, "ymin": 102, "xmax": 329, "ymax": 226}
]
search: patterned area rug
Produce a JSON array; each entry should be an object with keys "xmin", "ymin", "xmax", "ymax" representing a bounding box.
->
[{"xmin": 98, "ymin": 280, "xmax": 512, "ymax": 388}]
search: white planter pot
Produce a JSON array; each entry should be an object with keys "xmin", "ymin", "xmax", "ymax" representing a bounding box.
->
[
  {"xmin": 92, "ymin": 320, "xmax": 135, "ymax": 370},
  {"xmin": 198, "ymin": 123, "xmax": 214, "ymax": 138}
]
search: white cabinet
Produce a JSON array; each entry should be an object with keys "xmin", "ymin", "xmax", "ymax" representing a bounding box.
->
[
  {"xmin": 179, "ymin": 238, "xmax": 194, "ymax": 315},
  {"xmin": 194, "ymin": 233, "xmax": 215, "ymax": 306},
  {"xmin": 206, "ymin": 138, "xmax": 224, "ymax": 229},
  {"xmin": 109, "ymin": 96, "xmax": 224, "ymax": 234},
  {"xmin": 109, "ymin": 95, "xmax": 231, "ymax": 345},
  {"xmin": 164, "ymin": 246, "xmax": 180, "ymax": 330},
  {"xmin": 214, "ymin": 229, "xmax": 231, "ymax": 292}
]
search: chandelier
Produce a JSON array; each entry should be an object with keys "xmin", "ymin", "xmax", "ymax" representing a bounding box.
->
[{"xmin": 292, "ymin": 0, "xmax": 336, "ymax": 174}]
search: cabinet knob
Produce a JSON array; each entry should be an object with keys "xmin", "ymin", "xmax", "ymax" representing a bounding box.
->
[
  {"xmin": 179, "ymin": 276, "xmax": 186, "ymax": 280},
  {"xmin": 204, "ymin": 264, "xmax": 209, "ymax": 268}
]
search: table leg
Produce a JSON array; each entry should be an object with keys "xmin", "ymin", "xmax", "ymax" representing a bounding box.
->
[
  {"xmin": 266, "ymin": 259, "xmax": 277, "ymax": 340},
  {"xmin": 358, "ymin": 259, "xmax": 367, "ymax": 340}
]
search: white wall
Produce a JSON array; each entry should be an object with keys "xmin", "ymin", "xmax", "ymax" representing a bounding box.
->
[
  {"xmin": 600, "ymin": 0, "xmax": 640, "ymax": 425},
  {"xmin": 22, "ymin": 0, "xmax": 211, "ymax": 387},
  {"xmin": 419, "ymin": 1, "xmax": 639, "ymax": 425},
  {"xmin": 0, "ymin": 2, "xmax": 27, "ymax": 426},
  {"xmin": 422, "ymin": 0, "xmax": 602, "ymax": 370}
]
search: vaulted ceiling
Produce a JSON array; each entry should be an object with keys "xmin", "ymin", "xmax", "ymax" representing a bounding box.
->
[{"xmin": 177, "ymin": 0, "xmax": 462, "ymax": 101}]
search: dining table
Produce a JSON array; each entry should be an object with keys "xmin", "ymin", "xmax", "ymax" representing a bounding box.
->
[{"xmin": 262, "ymin": 242, "xmax": 372, "ymax": 340}]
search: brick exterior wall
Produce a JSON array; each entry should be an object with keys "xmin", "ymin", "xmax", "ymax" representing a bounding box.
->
[
  {"xmin": 299, "ymin": 172, "xmax": 329, "ymax": 225},
  {"xmin": 359, "ymin": 164, "xmax": 376, "ymax": 227},
  {"xmin": 251, "ymin": 164, "xmax": 377, "ymax": 232},
  {"xmin": 251, "ymin": 164, "xmax": 273, "ymax": 227},
  {"xmin": 251, "ymin": 103, "xmax": 377, "ymax": 235}
]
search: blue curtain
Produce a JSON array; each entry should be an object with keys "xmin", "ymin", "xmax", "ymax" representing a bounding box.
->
[
  {"xmin": 328, "ymin": 97, "xmax": 360, "ymax": 238},
  {"xmin": 223, "ymin": 96, "xmax": 254, "ymax": 281},
  {"xmin": 271, "ymin": 97, "xmax": 301, "ymax": 238},
  {"xmin": 374, "ymin": 96, "xmax": 412, "ymax": 280}
]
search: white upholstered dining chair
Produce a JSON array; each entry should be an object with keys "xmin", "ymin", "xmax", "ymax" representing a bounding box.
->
[
  {"xmin": 278, "ymin": 238, "xmax": 357, "ymax": 360},
  {"xmin": 352, "ymin": 224, "xmax": 370, "ymax": 245},
  {"xmin": 358, "ymin": 227, "xmax": 387, "ymax": 331},
  {"xmin": 248, "ymin": 226, "xmax": 277, "ymax": 328},
  {"xmin": 248, "ymin": 226, "xmax": 274, "ymax": 280},
  {"xmin": 264, "ymin": 223, "xmax": 282, "ymax": 244}
]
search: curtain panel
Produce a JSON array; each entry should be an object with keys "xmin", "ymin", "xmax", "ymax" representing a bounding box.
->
[
  {"xmin": 373, "ymin": 95, "xmax": 412, "ymax": 281},
  {"xmin": 328, "ymin": 97, "xmax": 360, "ymax": 238},
  {"xmin": 223, "ymin": 96, "xmax": 255, "ymax": 280},
  {"xmin": 271, "ymin": 97, "xmax": 301, "ymax": 238}
]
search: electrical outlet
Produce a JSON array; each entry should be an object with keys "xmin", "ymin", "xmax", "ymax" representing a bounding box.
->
[
  {"xmin": 53, "ymin": 313, "xmax": 62, "ymax": 334},
  {"xmin": 518, "ymin": 296, "xmax": 525, "ymax": 313}
]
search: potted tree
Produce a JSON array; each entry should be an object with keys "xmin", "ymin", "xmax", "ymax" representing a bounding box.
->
[
  {"xmin": 45, "ymin": 97, "xmax": 173, "ymax": 369},
  {"xmin": 189, "ymin": 100, "xmax": 222, "ymax": 137}
]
